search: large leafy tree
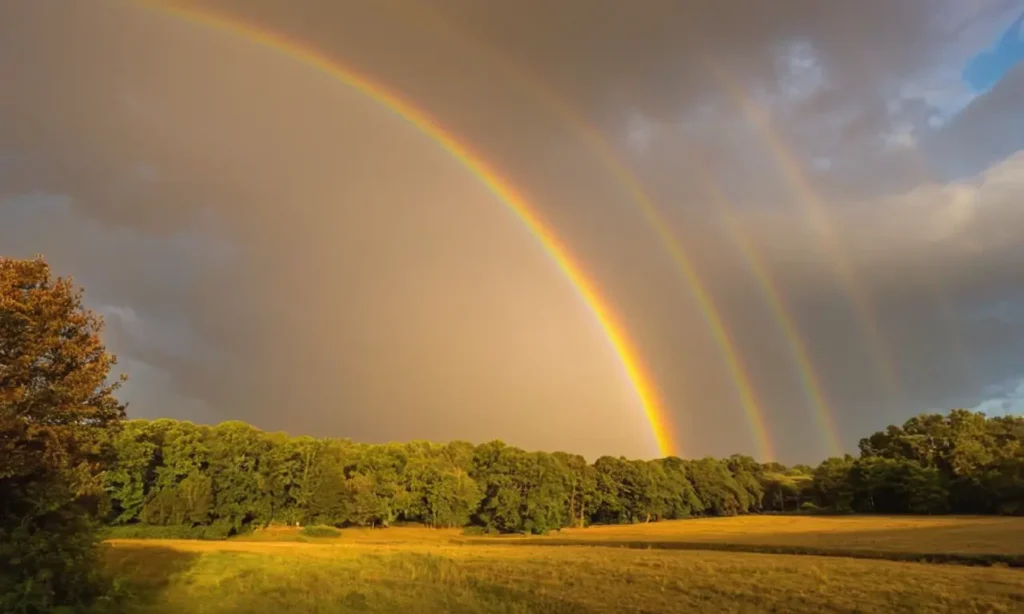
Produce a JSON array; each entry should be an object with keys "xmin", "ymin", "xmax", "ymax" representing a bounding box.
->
[{"xmin": 1, "ymin": 257, "xmax": 126, "ymax": 612}]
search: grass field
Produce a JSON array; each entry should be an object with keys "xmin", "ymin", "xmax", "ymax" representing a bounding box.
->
[
  {"xmin": 484, "ymin": 515, "xmax": 1024, "ymax": 563},
  {"xmin": 98, "ymin": 516, "xmax": 1024, "ymax": 613}
]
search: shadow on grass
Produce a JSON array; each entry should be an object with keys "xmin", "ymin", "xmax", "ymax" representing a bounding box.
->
[
  {"xmin": 463, "ymin": 539, "xmax": 1024, "ymax": 568},
  {"xmin": 96, "ymin": 543, "xmax": 201, "ymax": 610}
]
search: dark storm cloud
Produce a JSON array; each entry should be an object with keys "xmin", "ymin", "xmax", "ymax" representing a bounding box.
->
[{"xmin": 1, "ymin": 0, "xmax": 1022, "ymax": 462}]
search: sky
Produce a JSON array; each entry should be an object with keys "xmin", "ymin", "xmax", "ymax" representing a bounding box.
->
[{"xmin": 1, "ymin": 0, "xmax": 1023, "ymax": 463}]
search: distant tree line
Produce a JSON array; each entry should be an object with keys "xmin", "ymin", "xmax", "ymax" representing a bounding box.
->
[{"xmin": 100, "ymin": 409, "xmax": 1024, "ymax": 537}]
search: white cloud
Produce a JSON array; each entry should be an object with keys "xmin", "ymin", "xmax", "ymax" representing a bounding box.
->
[
  {"xmin": 851, "ymin": 151, "xmax": 1021, "ymax": 252},
  {"xmin": 716, "ymin": 150, "xmax": 1024, "ymax": 308},
  {"xmin": 881, "ymin": 3, "xmax": 1022, "ymax": 129},
  {"xmin": 774, "ymin": 40, "xmax": 828, "ymax": 104},
  {"xmin": 882, "ymin": 122, "xmax": 920, "ymax": 151},
  {"xmin": 973, "ymin": 377, "xmax": 1024, "ymax": 415},
  {"xmin": 99, "ymin": 305, "xmax": 145, "ymax": 337}
]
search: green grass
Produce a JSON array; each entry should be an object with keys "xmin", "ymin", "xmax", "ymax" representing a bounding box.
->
[{"xmin": 95, "ymin": 516, "xmax": 1024, "ymax": 613}]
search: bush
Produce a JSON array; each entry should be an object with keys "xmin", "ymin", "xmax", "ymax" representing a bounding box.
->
[
  {"xmin": 100, "ymin": 523, "xmax": 236, "ymax": 541},
  {"xmin": 461, "ymin": 525, "xmax": 490, "ymax": 536},
  {"xmin": 0, "ymin": 495, "xmax": 109, "ymax": 613},
  {"xmin": 299, "ymin": 525, "xmax": 342, "ymax": 538}
]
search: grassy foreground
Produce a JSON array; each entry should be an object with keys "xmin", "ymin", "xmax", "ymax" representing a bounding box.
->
[{"xmin": 98, "ymin": 516, "xmax": 1024, "ymax": 613}]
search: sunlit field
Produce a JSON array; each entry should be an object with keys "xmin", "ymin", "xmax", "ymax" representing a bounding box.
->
[
  {"xmin": 499, "ymin": 515, "xmax": 1024, "ymax": 558},
  {"xmin": 210, "ymin": 515, "xmax": 1024, "ymax": 556},
  {"xmin": 98, "ymin": 516, "xmax": 1024, "ymax": 613}
]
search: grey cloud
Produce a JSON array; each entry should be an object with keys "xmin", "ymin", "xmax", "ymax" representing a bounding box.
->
[
  {"xmin": 926, "ymin": 62, "xmax": 1024, "ymax": 179},
  {"xmin": 713, "ymin": 151, "xmax": 1024, "ymax": 428}
]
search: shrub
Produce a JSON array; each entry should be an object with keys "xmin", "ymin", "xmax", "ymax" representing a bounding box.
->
[
  {"xmin": 461, "ymin": 525, "xmax": 489, "ymax": 536},
  {"xmin": 300, "ymin": 525, "xmax": 342, "ymax": 538},
  {"xmin": 0, "ymin": 496, "xmax": 108, "ymax": 613},
  {"xmin": 100, "ymin": 523, "xmax": 236, "ymax": 541}
]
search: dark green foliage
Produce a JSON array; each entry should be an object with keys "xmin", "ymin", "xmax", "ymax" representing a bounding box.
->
[
  {"xmin": 810, "ymin": 456, "xmax": 856, "ymax": 512},
  {"xmin": 100, "ymin": 523, "xmax": 235, "ymax": 540},
  {"xmin": 0, "ymin": 495, "xmax": 107, "ymax": 611},
  {"xmin": 806, "ymin": 410, "xmax": 1024, "ymax": 514},
  {"xmin": 1, "ymin": 257, "xmax": 126, "ymax": 612},
  {"xmin": 683, "ymin": 458, "xmax": 750, "ymax": 516},
  {"xmin": 96, "ymin": 410, "xmax": 1024, "ymax": 538},
  {"xmin": 300, "ymin": 525, "xmax": 342, "ymax": 538},
  {"xmin": 98, "ymin": 421, "xmax": 777, "ymax": 535},
  {"xmin": 461, "ymin": 525, "xmax": 490, "ymax": 536}
]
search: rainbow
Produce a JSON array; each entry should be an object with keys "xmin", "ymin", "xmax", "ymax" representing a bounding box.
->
[
  {"xmin": 137, "ymin": 0, "xmax": 679, "ymax": 457},
  {"xmin": 689, "ymin": 156, "xmax": 844, "ymax": 457},
  {"xmin": 582, "ymin": 139, "xmax": 776, "ymax": 460},
  {"xmin": 396, "ymin": 3, "xmax": 775, "ymax": 460},
  {"xmin": 720, "ymin": 212, "xmax": 844, "ymax": 456},
  {"xmin": 700, "ymin": 57, "xmax": 903, "ymax": 410}
]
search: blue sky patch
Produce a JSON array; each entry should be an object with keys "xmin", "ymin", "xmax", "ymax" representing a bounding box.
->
[{"xmin": 963, "ymin": 12, "xmax": 1024, "ymax": 93}]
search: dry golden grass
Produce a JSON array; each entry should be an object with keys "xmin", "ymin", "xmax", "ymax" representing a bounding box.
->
[
  {"xmin": 100, "ymin": 536, "xmax": 1024, "ymax": 613},
  {"xmin": 512, "ymin": 515, "xmax": 1024, "ymax": 555},
  {"xmin": 226, "ymin": 515, "xmax": 1024, "ymax": 561}
]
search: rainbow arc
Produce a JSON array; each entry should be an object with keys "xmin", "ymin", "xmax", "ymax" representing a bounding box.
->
[{"xmin": 138, "ymin": 0, "xmax": 678, "ymax": 457}]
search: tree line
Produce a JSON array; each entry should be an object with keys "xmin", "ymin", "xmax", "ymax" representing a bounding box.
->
[
  {"xmin": 2, "ymin": 256, "xmax": 1023, "ymax": 611},
  {"xmin": 101, "ymin": 409, "xmax": 1024, "ymax": 538}
]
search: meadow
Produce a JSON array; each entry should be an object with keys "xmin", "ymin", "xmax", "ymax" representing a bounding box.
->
[
  {"xmin": 98, "ymin": 515, "xmax": 1024, "ymax": 613},
  {"xmin": 485, "ymin": 515, "xmax": 1024, "ymax": 564}
]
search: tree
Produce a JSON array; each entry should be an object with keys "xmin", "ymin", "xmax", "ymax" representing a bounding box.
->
[
  {"xmin": 857, "ymin": 411, "xmax": 1024, "ymax": 514},
  {"xmin": 811, "ymin": 456, "xmax": 855, "ymax": 512},
  {"xmin": 761, "ymin": 471, "xmax": 810, "ymax": 512},
  {"xmin": 684, "ymin": 458, "xmax": 747, "ymax": 516},
  {"xmin": 344, "ymin": 473, "xmax": 387, "ymax": 527},
  {"xmin": 104, "ymin": 421, "xmax": 158, "ymax": 524},
  {"xmin": 1, "ymin": 257, "xmax": 126, "ymax": 612}
]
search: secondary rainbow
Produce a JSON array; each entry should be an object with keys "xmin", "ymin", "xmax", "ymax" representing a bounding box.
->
[
  {"xmin": 690, "ymin": 155, "xmax": 844, "ymax": 457},
  {"xmin": 899, "ymin": 143, "xmax": 979, "ymax": 395},
  {"xmin": 698, "ymin": 55, "xmax": 904, "ymax": 410},
  {"xmin": 399, "ymin": 3, "xmax": 775, "ymax": 460},
  {"xmin": 137, "ymin": 0, "xmax": 678, "ymax": 457}
]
